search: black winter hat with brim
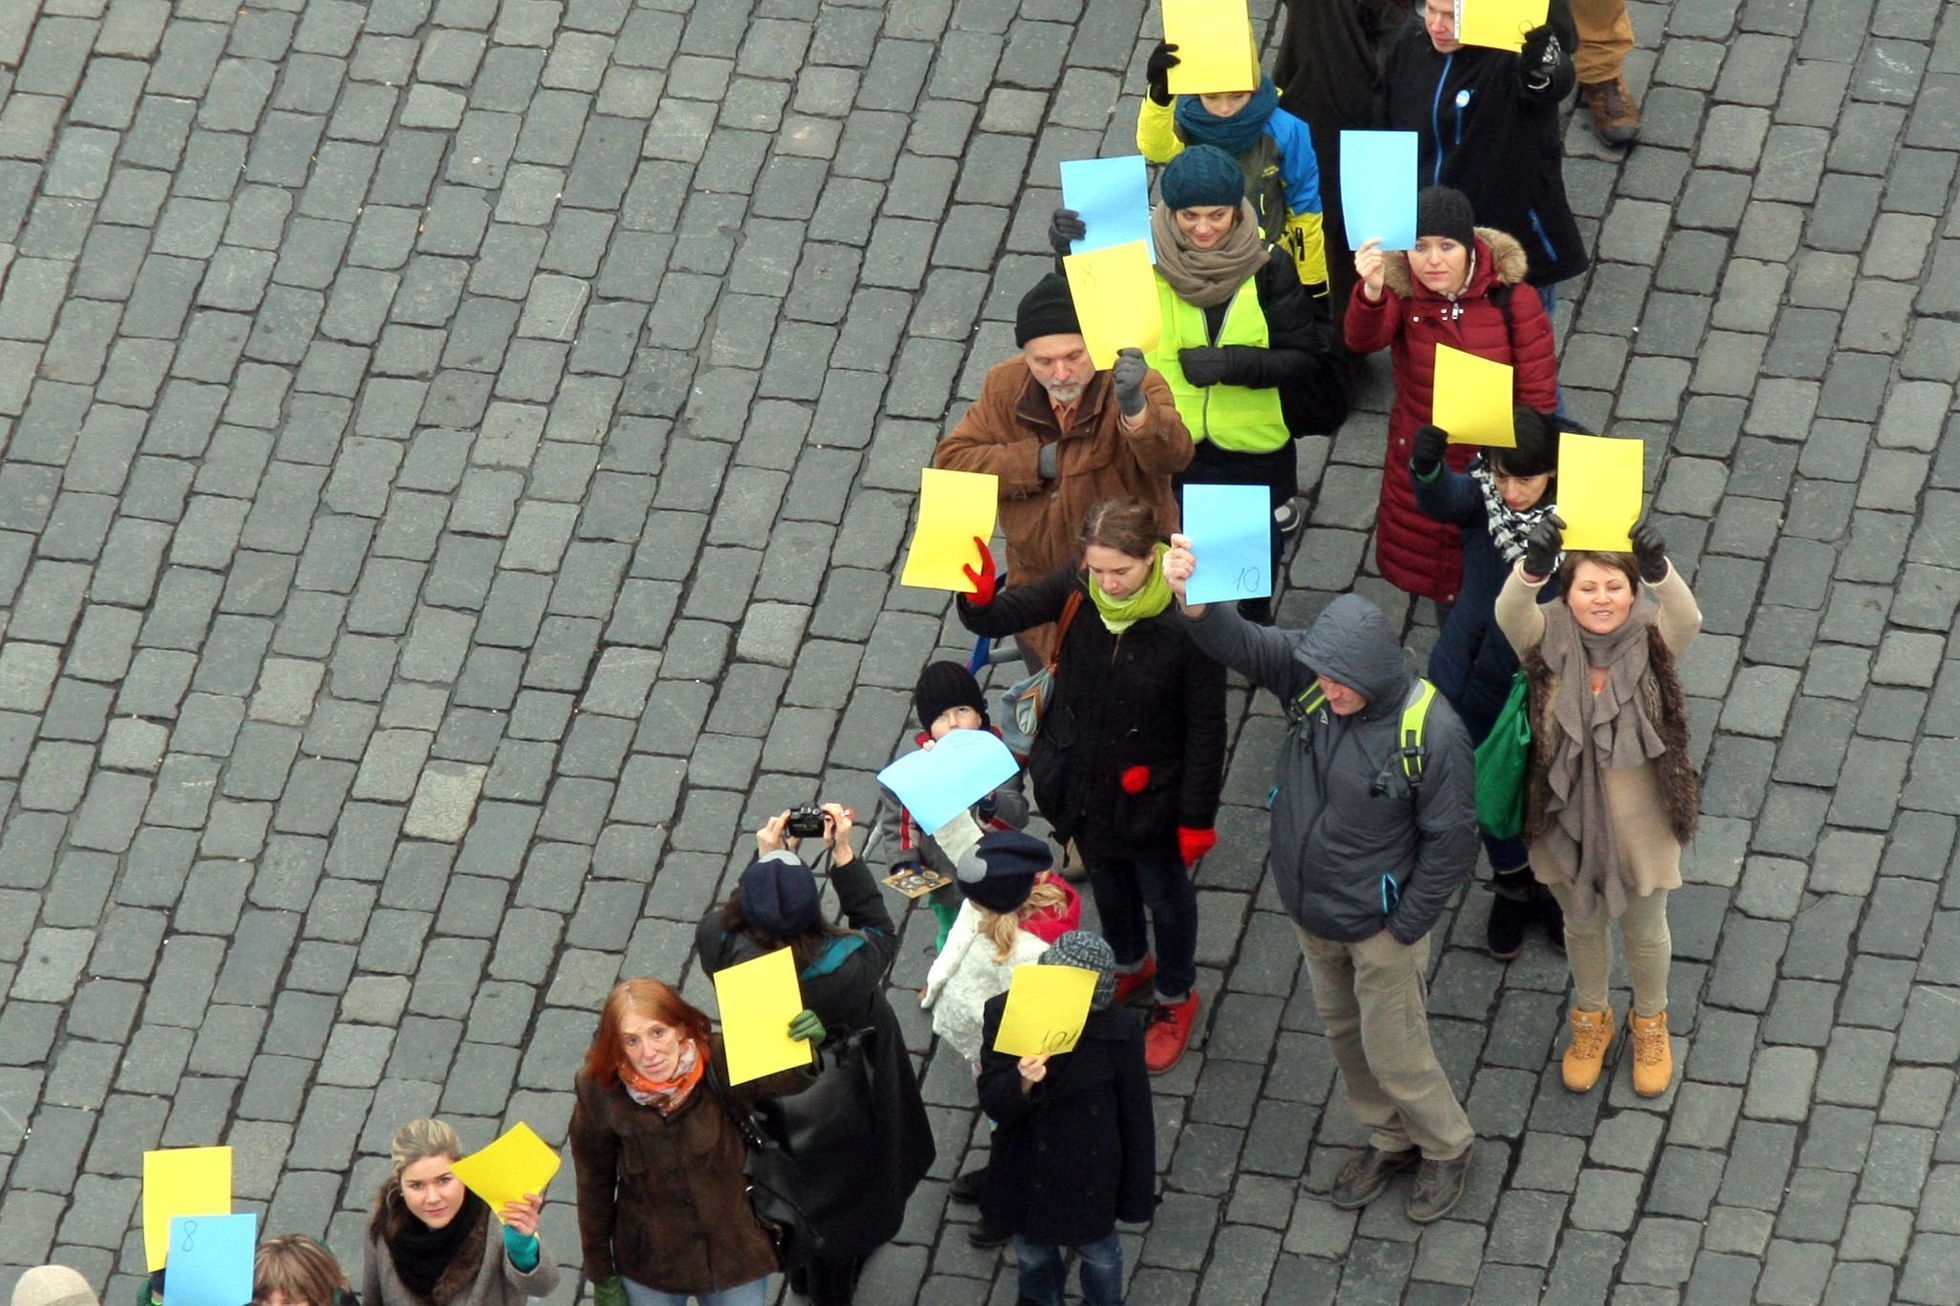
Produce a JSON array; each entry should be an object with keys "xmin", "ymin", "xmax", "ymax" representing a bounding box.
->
[{"xmin": 958, "ymin": 831, "xmax": 1052, "ymax": 913}]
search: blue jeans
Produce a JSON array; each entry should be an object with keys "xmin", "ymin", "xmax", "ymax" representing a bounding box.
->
[
  {"xmin": 1534, "ymin": 282, "xmax": 1570, "ymax": 421},
  {"xmin": 622, "ymin": 1275, "xmax": 769, "ymax": 1306},
  {"xmin": 1014, "ymin": 1232, "xmax": 1124, "ymax": 1306},
  {"xmin": 1085, "ymin": 854, "xmax": 1198, "ymax": 1001}
]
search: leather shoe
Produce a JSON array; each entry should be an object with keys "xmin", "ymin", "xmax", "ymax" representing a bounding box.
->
[
  {"xmin": 1407, "ymin": 1146, "xmax": 1473, "ymax": 1224},
  {"xmin": 1328, "ymin": 1145, "xmax": 1419, "ymax": 1210},
  {"xmin": 949, "ymin": 1165, "xmax": 986, "ymax": 1204},
  {"xmin": 966, "ymin": 1217, "xmax": 1011, "ymax": 1248}
]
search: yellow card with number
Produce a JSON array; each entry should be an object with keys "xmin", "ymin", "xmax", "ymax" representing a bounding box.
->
[
  {"xmin": 713, "ymin": 946, "xmax": 813, "ymax": 1086},
  {"xmin": 1063, "ymin": 241, "xmax": 1161, "ymax": 369},
  {"xmin": 901, "ymin": 468, "xmax": 999, "ymax": 592},
  {"xmin": 993, "ymin": 964, "xmax": 1098, "ymax": 1057},
  {"xmin": 1431, "ymin": 344, "xmax": 1517, "ymax": 446},
  {"xmin": 1557, "ymin": 434, "xmax": 1644, "ymax": 551},
  {"xmin": 1163, "ymin": 0, "xmax": 1260, "ymax": 94},
  {"xmin": 1456, "ymin": 0, "xmax": 1549, "ymax": 53},
  {"xmin": 144, "ymin": 1146, "xmax": 233, "ymax": 1270},
  {"xmin": 451, "ymin": 1123, "xmax": 561, "ymax": 1221}
]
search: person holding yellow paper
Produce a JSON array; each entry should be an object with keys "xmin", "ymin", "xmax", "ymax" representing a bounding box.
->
[
  {"xmin": 934, "ymin": 273, "xmax": 1190, "ymax": 668},
  {"xmin": 1346, "ymin": 186, "xmax": 1557, "ymax": 604},
  {"xmin": 1138, "ymin": 38, "xmax": 1331, "ymax": 297},
  {"xmin": 362, "ymin": 1119, "xmax": 559, "ymax": 1306},
  {"xmin": 1497, "ymin": 516, "xmax": 1701, "ymax": 1100},
  {"xmin": 569, "ymin": 979, "xmax": 823, "ymax": 1306},
  {"xmin": 1052, "ymin": 145, "xmax": 1354, "ymax": 621},
  {"xmin": 694, "ymin": 806, "xmax": 936, "ymax": 1305},
  {"xmin": 976, "ymin": 934, "xmax": 1155, "ymax": 1306}
]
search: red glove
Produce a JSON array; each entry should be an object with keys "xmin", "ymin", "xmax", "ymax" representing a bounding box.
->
[
  {"xmin": 962, "ymin": 537, "xmax": 997, "ymax": 605},
  {"xmin": 1177, "ymin": 827, "xmax": 1217, "ymax": 867}
]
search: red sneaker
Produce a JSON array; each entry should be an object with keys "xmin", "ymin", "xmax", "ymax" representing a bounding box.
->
[
  {"xmin": 1111, "ymin": 956, "xmax": 1157, "ymax": 1006},
  {"xmin": 1144, "ymin": 992, "xmax": 1200, "ymax": 1074}
]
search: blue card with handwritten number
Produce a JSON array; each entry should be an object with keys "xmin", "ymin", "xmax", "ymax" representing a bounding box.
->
[
  {"xmin": 1060, "ymin": 155, "xmax": 1157, "ymax": 262},
  {"xmin": 167, "ymin": 1212, "xmax": 257, "ymax": 1306},
  {"xmin": 877, "ymin": 728, "xmax": 1020, "ymax": 834},
  {"xmin": 1182, "ymin": 485, "xmax": 1274, "ymax": 605},
  {"xmin": 1339, "ymin": 131, "xmax": 1419, "ymax": 251}
]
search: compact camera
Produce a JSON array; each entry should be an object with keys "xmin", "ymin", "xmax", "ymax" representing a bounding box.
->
[{"xmin": 785, "ymin": 805, "xmax": 830, "ymax": 838}]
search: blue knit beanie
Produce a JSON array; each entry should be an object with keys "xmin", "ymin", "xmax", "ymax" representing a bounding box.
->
[{"xmin": 1160, "ymin": 145, "xmax": 1246, "ymax": 212}]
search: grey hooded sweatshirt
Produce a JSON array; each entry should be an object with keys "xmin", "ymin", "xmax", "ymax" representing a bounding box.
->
[{"xmin": 1184, "ymin": 594, "xmax": 1477, "ymax": 944}]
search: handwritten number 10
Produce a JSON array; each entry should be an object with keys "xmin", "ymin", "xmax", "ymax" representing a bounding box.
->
[{"xmin": 1235, "ymin": 567, "xmax": 1262, "ymax": 594}]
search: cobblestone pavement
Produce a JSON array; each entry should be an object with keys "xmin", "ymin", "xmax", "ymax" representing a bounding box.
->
[{"xmin": 2, "ymin": 0, "xmax": 1957, "ymax": 1301}]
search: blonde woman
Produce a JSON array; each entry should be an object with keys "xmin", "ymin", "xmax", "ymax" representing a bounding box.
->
[{"xmin": 362, "ymin": 1120, "xmax": 558, "ymax": 1306}]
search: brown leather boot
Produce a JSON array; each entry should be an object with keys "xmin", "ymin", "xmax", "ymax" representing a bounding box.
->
[
  {"xmin": 1562, "ymin": 1006, "xmax": 1615, "ymax": 1092},
  {"xmin": 1629, "ymin": 1011, "xmax": 1674, "ymax": 1097},
  {"xmin": 1580, "ymin": 77, "xmax": 1641, "ymax": 146},
  {"xmin": 1328, "ymin": 1145, "xmax": 1419, "ymax": 1210},
  {"xmin": 1407, "ymin": 1146, "xmax": 1474, "ymax": 1224}
]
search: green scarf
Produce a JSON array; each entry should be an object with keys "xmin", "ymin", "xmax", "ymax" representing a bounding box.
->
[{"xmin": 1087, "ymin": 544, "xmax": 1174, "ymax": 632}]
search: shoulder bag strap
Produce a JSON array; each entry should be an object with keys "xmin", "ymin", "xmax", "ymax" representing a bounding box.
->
[{"xmin": 1045, "ymin": 589, "xmax": 1085, "ymax": 673}]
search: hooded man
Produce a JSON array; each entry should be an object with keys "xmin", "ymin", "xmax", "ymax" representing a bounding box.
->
[{"xmin": 1161, "ymin": 541, "xmax": 1479, "ymax": 1225}]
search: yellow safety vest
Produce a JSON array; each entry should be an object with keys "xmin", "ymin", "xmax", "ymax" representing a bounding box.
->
[{"xmin": 1148, "ymin": 275, "xmax": 1290, "ymax": 453}]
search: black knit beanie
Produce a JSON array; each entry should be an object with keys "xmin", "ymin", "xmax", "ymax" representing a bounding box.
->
[
  {"xmin": 1015, "ymin": 273, "xmax": 1081, "ymax": 346},
  {"xmin": 1416, "ymin": 185, "xmax": 1476, "ymax": 248},
  {"xmin": 914, "ymin": 660, "xmax": 989, "ymax": 730},
  {"xmin": 1160, "ymin": 144, "xmax": 1246, "ymax": 211}
]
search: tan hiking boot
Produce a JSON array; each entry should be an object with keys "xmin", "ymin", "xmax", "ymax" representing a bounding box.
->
[
  {"xmin": 1562, "ymin": 1006, "xmax": 1614, "ymax": 1092},
  {"xmin": 1629, "ymin": 1011, "xmax": 1674, "ymax": 1097},
  {"xmin": 1580, "ymin": 77, "xmax": 1641, "ymax": 146}
]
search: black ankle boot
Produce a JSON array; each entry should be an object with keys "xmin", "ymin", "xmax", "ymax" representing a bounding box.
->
[
  {"xmin": 1487, "ymin": 869, "xmax": 1534, "ymax": 959},
  {"xmin": 1533, "ymin": 880, "xmax": 1565, "ymax": 953}
]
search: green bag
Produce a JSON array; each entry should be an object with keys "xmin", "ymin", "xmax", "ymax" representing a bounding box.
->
[{"xmin": 1474, "ymin": 672, "xmax": 1532, "ymax": 839}]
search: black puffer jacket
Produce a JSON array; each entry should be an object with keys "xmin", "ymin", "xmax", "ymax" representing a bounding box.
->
[
  {"xmin": 977, "ymin": 996, "xmax": 1156, "ymax": 1245},
  {"xmin": 1182, "ymin": 594, "xmax": 1477, "ymax": 943},
  {"xmin": 958, "ymin": 562, "xmax": 1226, "ymax": 861},
  {"xmin": 1377, "ymin": 1, "xmax": 1588, "ymax": 287}
]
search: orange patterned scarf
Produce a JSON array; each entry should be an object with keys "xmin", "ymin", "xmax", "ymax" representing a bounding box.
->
[{"xmin": 619, "ymin": 1039, "xmax": 709, "ymax": 1115}]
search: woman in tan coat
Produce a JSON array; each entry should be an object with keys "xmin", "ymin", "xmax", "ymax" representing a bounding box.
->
[
  {"xmin": 1497, "ymin": 516, "xmax": 1700, "ymax": 1099},
  {"xmin": 569, "ymin": 978, "xmax": 822, "ymax": 1306}
]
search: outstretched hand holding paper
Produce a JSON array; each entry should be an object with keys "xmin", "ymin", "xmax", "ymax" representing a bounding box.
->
[
  {"xmin": 901, "ymin": 468, "xmax": 999, "ymax": 591},
  {"xmin": 1556, "ymin": 434, "xmax": 1644, "ymax": 551},
  {"xmin": 1180, "ymin": 484, "xmax": 1273, "ymax": 605},
  {"xmin": 451, "ymin": 1122, "xmax": 562, "ymax": 1223},
  {"xmin": 994, "ymin": 964, "xmax": 1098, "ymax": 1057},
  {"xmin": 877, "ymin": 729, "xmax": 1020, "ymax": 834}
]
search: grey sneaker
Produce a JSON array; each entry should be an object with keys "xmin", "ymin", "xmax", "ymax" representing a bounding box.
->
[{"xmin": 1328, "ymin": 1146, "xmax": 1419, "ymax": 1210}]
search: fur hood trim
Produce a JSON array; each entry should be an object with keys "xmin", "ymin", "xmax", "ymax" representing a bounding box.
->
[{"xmin": 1382, "ymin": 226, "xmax": 1530, "ymax": 300}]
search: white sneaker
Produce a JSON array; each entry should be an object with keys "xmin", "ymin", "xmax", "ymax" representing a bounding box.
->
[{"xmin": 1273, "ymin": 500, "xmax": 1303, "ymax": 535}]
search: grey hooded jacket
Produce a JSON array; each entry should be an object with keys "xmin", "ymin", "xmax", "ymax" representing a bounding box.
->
[{"xmin": 1184, "ymin": 594, "xmax": 1477, "ymax": 944}]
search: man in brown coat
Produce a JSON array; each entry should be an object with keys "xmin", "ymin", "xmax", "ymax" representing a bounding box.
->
[{"xmin": 935, "ymin": 273, "xmax": 1192, "ymax": 664}]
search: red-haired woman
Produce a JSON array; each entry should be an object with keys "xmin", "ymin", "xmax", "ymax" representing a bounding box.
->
[{"xmin": 568, "ymin": 979, "xmax": 823, "ymax": 1306}]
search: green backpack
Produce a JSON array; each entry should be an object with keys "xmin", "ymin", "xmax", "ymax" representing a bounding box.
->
[{"xmin": 1474, "ymin": 673, "xmax": 1532, "ymax": 839}]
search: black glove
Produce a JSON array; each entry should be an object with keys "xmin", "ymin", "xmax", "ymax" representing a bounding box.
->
[
  {"xmin": 1411, "ymin": 424, "xmax": 1449, "ymax": 477},
  {"xmin": 1178, "ymin": 347, "xmax": 1230, "ymax": 388},
  {"xmin": 1112, "ymin": 348, "xmax": 1149, "ymax": 418},
  {"xmin": 1047, "ymin": 207, "xmax": 1086, "ymax": 258},
  {"xmin": 1146, "ymin": 41, "xmax": 1181, "ymax": 107},
  {"xmin": 1521, "ymin": 514, "xmax": 1565, "ymax": 580},
  {"xmin": 1519, "ymin": 25, "xmax": 1562, "ymax": 85},
  {"xmin": 1037, "ymin": 441, "xmax": 1059, "ymax": 480},
  {"xmin": 1630, "ymin": 520, "xmax": 1669, "ymax": 583}
]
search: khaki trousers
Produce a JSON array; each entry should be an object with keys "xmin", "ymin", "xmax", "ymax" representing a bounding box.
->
[
  {"xmin": 1294, "ymin": 925, "xmax": 1475, "ymax": 1161},
  {"xmin": 1570, "ymin": 0, "xmax": 1635, "ymax": 83},
  {"xmin": 1547, "ymin": 882, "xmax": 1671, "ymax": 1018}
]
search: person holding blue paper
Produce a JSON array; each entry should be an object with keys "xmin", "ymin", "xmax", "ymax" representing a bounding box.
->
[
  {"xmin": 869, "ymin": 661, "xmax": 1031, "ymax": 950},
  {"xmin": 1137, "ymin": 41, "xmax": 1331, "ymax": 297},
  {"xmin": 363, "ymin": 1119, "xmax": 558, "ymax": 1306},
  {"xmin": 956, "ymin": 496, "xmax": 1225, "ymax": 1075},
  {"xmin": 1051, "ymin": 146, "xmax": 1353, "ymax": 623}
]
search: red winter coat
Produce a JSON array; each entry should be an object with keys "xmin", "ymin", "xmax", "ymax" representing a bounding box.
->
[{"xmin": 1343, "ymin": 227, "xmax": 1558, "ymax": 602}]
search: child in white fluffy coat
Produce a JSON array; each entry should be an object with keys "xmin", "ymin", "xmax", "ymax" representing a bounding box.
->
[{"xmin": 922, "ymin": 827, "xmax": 1080, "ymax": 1064}]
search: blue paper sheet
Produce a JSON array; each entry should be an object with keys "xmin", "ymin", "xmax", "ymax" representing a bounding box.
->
[
  {"xmin": 877, "ymin": 729, "xmax": 1021, "ymax": 834},
  {"xmin": 167, "ymin": 1212, "xmax": 257, "ymax": 1306},
  {"xmin": 1339, "ymin": 131, "xmax": 1419, "ymax": 251},
  {"xmin": 1060, "ymin": 155, "xmax": 1157, "ymax": 263},
  {"xmin": 1181, "ymin": 485, "xmax": 1274, "ymax": 605}
]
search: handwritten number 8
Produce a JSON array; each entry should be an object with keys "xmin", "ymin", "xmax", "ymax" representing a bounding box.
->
[{"xmin": 179, "ymin": 1219, "xmax": 197, "ymax": 1252}]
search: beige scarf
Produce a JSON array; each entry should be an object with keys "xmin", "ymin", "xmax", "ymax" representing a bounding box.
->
[
  {"xmin": 1536, "ymin": 599, "xmax": 1667, "ymax": 921},
  {"xmin": 1149, "ymin": 200, "xmax": 1269, "ymax": 308}
]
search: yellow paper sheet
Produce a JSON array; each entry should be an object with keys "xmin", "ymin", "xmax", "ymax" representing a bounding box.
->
[
  {"xmin": 1557, "ymin": 434, "xmax": 1645, "ymax": 551},
  {"xmin": 451, "ymin": 1122, "xmax": 562, "ymax": 1220},
  {"xmin": 1063, "ymin": 241, "xmax": 1162, "ymax": 370},
  {"xmin": 713, "ymin": 946, "xmax": 813, "ymax": 1087},
  {"xmin": 1431, "ymin": 344, "xmax": 1516, "ymax": 446},
  {"xmin": 1163, "ymin": 0, "xmax": 1260, "ymax": 94},
  {"xmin": 143, "ymin": 1146, "xmax": 233, "ymax": 1271},
  {"xmin": 1456, "ymin": 0, "xmax": 1550, "ymax": 52},
  {"xmin": 900, "ymin": 468, "xmax": 1000, "ymax": 592},
  {"xmin": 993, "ymin": 965, "xmax": 1099, "ymax": 1058}
]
